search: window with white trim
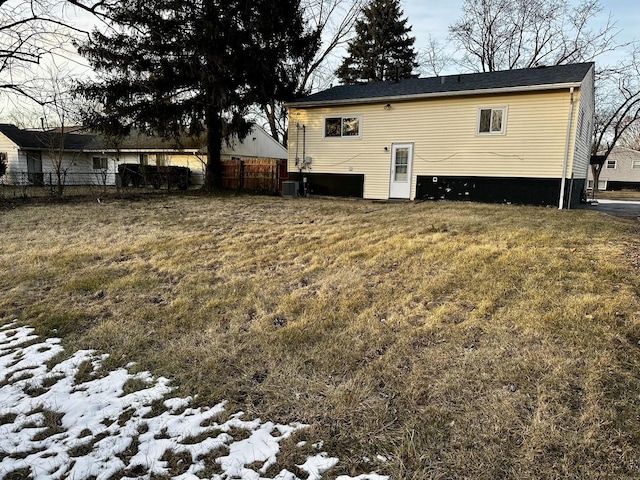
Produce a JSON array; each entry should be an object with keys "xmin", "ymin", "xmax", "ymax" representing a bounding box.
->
[
  {"xmin": 92, "ymin": 156, "xmax": 108, "ymax": 170},
  {"xmin": 324, "ymin": 116, "xmax": 361, "ymax": 138},
  {"xmin": 588, "ymin": 180, "xmax": 607, "ymax": 190},
  {"xmin": 606, "ymin": 159, "xmax": 617, "ymax": 169},
  {"xmin": 477, "ymin": 107, "xmax": 507, "ymax": 134},
  {"xmin": 632, "ymin": 160, "xmax": 640, "ymax": 169}
]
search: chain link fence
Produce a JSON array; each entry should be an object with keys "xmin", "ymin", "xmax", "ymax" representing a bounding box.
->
[{"xmin": 0, "ymin": 171, "xmax": 205, "ymax": 199}]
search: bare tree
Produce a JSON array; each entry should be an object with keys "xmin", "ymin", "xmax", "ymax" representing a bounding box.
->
[
  {"xmin": 37, "ymin": 62, "xmax": 85, "ymax": 196},
  {"xmin": 449, "ymin": 0, "xmax": 620, "ymax": 72},
  {"xmin": 0, "ymin": 0, "xmax": 89, "ymax": 106},
  {"xmin": 417, "ymin": 35, "xmax": 453, "ymax": 77},
  {"xmin": 618, "ymin": 123, "xmax": 640, "ymax": 151},
  {"xmin": 590, "ymin": 49, "xmax": 640, "ymax": 196},
  {"xmin": 258, "ymin": 0, "xmax": 364, "ymax": 146}
]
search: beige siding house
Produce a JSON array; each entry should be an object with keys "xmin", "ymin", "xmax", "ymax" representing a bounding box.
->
[{"xmin": 287, "ymin": 63, "xmax": 595, "ymax": 208}]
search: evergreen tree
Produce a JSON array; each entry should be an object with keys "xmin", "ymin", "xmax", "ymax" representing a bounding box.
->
[
  {"xmin": 336, "ymin": 0, "xmax": 418, "ymax": 84},
  {"xmin": 77, "ymin": 0, "xmax": 316, "ymax": 189}
]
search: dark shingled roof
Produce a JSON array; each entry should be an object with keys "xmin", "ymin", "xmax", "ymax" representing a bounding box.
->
[
  {"xmin": 289, "ymin": 62, "xmax": 594, "ymax": 107},
  {"xmin": 0, "ymin": 124, "xmax": 96, "ymax": 150},
  {"xmin": 0, "ymin": 124, "xmax": 204, "ymax": 151}
]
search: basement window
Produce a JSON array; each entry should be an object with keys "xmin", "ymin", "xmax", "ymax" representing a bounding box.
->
[
  {"xmin": 477, "ymin": 107, "xmax": 507, "ymax": 135},
  {"xmin": 588, "ymin": 180, "xmax": 607, "ymax": 190},
  {"xmin": 324, "ymin": 116, "xmax": 361, "ymax": 138},
  {"xmin": 92, "ymin": 156, "xmax": 108, "ymax": 170}
]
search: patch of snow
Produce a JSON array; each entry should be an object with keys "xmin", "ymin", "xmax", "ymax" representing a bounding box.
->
[
  {"xmin": 0, "ymin": 323, "xmax": 388, "ymax": 479},
  {"xmin": 297, "ymin": 453, "xmax": 340, "ymax": 480}
]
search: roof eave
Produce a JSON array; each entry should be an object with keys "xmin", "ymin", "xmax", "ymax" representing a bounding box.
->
[{"xmin": 286, "ymin": 81, "xmax": 584, "ymax": 108}]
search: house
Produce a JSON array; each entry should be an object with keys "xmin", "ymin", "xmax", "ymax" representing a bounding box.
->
[
  {"xmin": 0, "ymin": 124, "xmax": 286, "ymax": 188},
  {"xmin": 0, "ymin": 124, "xmax": 205, "ymax": 187},
  {"xmin": 286, "ymin": 62, "xmax": 595, "ymax": 208},
  {"xmin": 587, "ymin": 146, "xmax": 640, "ymax": 191}
]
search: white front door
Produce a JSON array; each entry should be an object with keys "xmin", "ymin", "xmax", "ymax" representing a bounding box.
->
[{"xmin": 389, "ymin": 143, "xmax": 413, "ymax": 199}]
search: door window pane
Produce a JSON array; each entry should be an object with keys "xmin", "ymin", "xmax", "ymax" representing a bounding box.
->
[{"xmin": 395, "ymin": 149, "xmax": 408, "ymax": 182}]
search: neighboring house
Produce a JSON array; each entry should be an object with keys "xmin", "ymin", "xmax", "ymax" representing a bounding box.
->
[
  {"xmin": 220, "ymin": 125, "xmax": 287, "ymax": 161},
  {"xmin": 0, "ymin": 124, "xmax": 95, "ymax": 186},
  {"xmin": 286, "ymin": 62, "xmax": 595, "ymax": 208},
  {"xmin": 587, "ymin": 146, "xmax": 640, "ymax": 191},
  {"xmin": 0, "ymin": 124, "xmax": 285, "ymax": 187},
  {"xmin": 0, "ymin": 124, "xmax": 204, "ymax": 186}
]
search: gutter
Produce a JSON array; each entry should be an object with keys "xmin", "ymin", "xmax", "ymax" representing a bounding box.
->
[
  {"xmin": 286, "ymin": 82, "xmax": 583, "ymax": 108},
  {"xmin": 559, "ymin": 87, "xmax": 575, "ymax": 210}
]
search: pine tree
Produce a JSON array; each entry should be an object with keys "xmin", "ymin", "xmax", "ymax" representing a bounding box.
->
[
  {"xmin": 77, "ymin": 0, "xmax": 316, "ymax": 189},
  {"xmin": 336, "ymin": 0, "xmax": 418, "ymax": 84}
]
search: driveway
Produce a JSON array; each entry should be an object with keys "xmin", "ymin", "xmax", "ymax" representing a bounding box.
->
[{"xmin": 579, "ymin": 199, "xmax": 640, "ymax": 219}]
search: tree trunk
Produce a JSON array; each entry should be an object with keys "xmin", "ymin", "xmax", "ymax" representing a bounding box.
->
[
  {"xmin": 204, "ymin": 102, "xmax": 223, "ymax": 191},
  {"xmin": 590, "ymin": 164, "xmax": 602, "ymax": 200},
  {"xmin": 264, "ymin": 101, "xmax": 281, "ymax": 145}
]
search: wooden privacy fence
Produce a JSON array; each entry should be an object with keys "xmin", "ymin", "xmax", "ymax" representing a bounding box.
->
[{"xmin": 221, "ymin": 157, "xmax": 287, "ymax": 194}]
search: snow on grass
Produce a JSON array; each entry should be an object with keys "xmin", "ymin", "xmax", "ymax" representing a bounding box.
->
[{"xmin": 0, "ymin": 322, "xmax": 387, "ymax": 480}]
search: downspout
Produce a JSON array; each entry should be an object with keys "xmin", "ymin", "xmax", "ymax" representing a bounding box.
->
[
  {"xmin": 302, "ymin": 125, "xmax": 307, "ymax": 196},
  {"xmin": 559, "ymin": 87, "xmax": 575, "ymax": 209},
  {"xmin": 294, "ymin": 123, "xmax": 300, "ymax": 167}
]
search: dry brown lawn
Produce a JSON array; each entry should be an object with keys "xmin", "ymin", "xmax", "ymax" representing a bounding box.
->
[
  {"xmin": 594, "ymin": 190, "xmax": 640, "ymax": 201},
  {"xmin": 2, "ymin": 192, "xmax": 640, "ymax": 479}
]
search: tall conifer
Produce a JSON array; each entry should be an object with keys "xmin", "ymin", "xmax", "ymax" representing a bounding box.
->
[
  {"xmin": 336, "ymin": 0, "xmax": 418, "ymax": 84},
  {"xmin": 77, "ymin": 0, "xmax": 316, "ymax": 189}
]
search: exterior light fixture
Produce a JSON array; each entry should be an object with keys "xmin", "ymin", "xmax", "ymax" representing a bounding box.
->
[{"xmin": 384, "ymin": 103, "xmax": 392, "ymax": 110}]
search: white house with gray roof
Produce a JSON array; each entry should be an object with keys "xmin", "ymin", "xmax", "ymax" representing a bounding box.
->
[
  {"xmin": 0, "ymin": 124, "xmax": 285, "ymax": 187},
  {"xmin": 286, "ymin": 62, "xmax": 595, "ymax": 208}
]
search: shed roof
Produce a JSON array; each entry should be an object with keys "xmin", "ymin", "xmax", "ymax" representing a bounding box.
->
[{"xmin": 288, "ymin": 62, "xmax": 594, "ymax": 107}]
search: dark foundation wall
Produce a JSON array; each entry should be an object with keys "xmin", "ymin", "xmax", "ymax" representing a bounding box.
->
[
  {"xmin": 287, "ymin": 172, "xmax": 586, "ymax": 208},
  {"xmin": 416, "ymin": 176, "xmax": 586, "ymax": 209},
  {"xmin": 606, "ymin": 181, "xmax": 640, "ymax": 191},
  {"xmin": 288, "ymin": 172, "xmax": 364, "ymax": 198},
  {"xmin": 569, "ymin": 178, "xmax": 587, "ymax": 207}
]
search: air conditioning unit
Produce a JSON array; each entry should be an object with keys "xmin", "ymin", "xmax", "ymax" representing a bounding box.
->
[{"xmin": 282, "ymin": 181, "xmax": 299, "ymax": 198}]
